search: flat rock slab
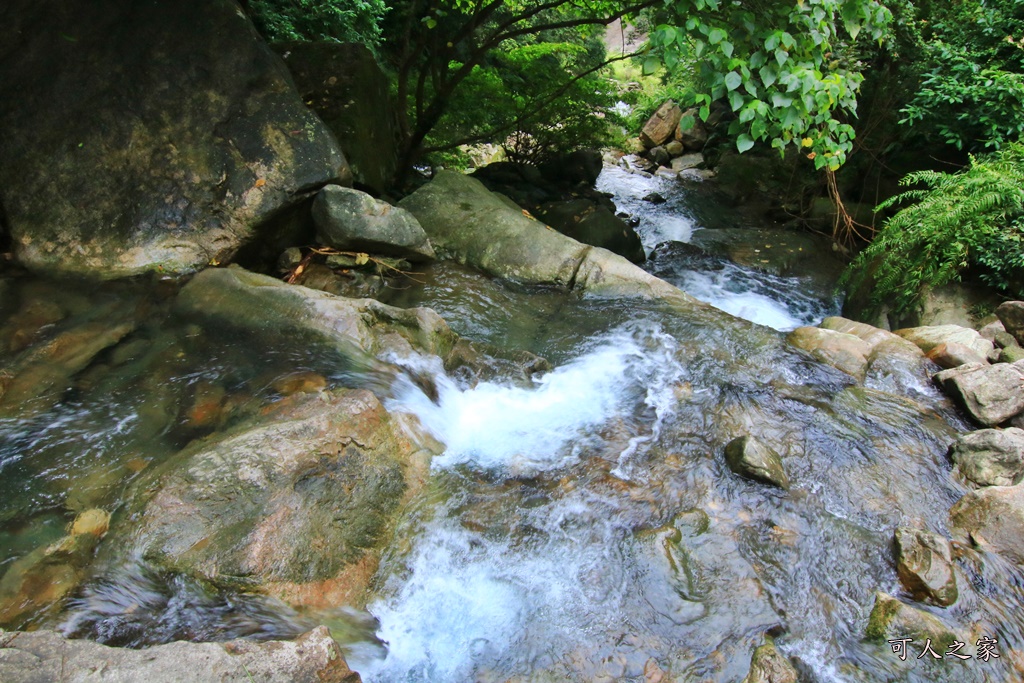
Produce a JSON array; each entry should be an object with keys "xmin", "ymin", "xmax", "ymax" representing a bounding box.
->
[
  {"xmin": 0, "ymin": 627, "xmax": 360, "ymax": 683},
  {"xmin": 933, "ymin": 360, "xmax": 1024, "ymax": 426},
  {"xmin": 949, "ymin": 427, "xmax": 1024, "ymax": 487}
]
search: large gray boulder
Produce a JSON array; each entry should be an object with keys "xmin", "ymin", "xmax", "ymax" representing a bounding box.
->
[
  {"xmin": 176, "ymin": 267, "xmax": 457, "ymax": 369},
  {"xmin": 398, "ymin": 171, "xmax": 696, "ymax": 302},
  {"xmin": 950, "ymin": 483, "xmax": 1024, "ymax": 564},
  {"xmin": 312, "ymin": 185, "xmax": 435, "ymax": 262},
  {"xmin": 893, "ymin": 527, "xmax": 958, "ymax": 606},
  {"xmin": 0, "ymin": 0, "xmax": 348, "ymax": 278},
  {"xmin": 0, "ymin": 627, "xmax": 360, "ymax": 683},
  {"xmin": 949, "ymin": 428, "xmax": 1024, "ymax": 487},
  {"xmin": 277, "ymin": 42, "xmax": 399, "ymax": 195},
  {"xmin": 933, "ymin": 361, "xmax": 1024, "ymax": 426}
]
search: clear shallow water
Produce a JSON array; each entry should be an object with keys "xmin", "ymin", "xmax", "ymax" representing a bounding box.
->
[{"xmin": 0, "ymin": 170, "xmax": 1020, "ymax": 683}]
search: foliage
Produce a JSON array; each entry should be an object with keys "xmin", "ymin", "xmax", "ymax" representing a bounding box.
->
[
  {"xmin": 378, "ymin": 0, "xmax": 656, "ymax": 178},
  {"xmin": 898, "ymin": 0, "xmax": 1024, "ymax": 151},
  {"xmin": 841, "ymin": 142, "xmax": 1024, "ymax": 316},
  {"xmin": 647, "ymin": 0, "xmax": 893, "ymax": 171},
  {"xmin": 247, "ymin": 0, "xmax": 388, "ymax": 46}
]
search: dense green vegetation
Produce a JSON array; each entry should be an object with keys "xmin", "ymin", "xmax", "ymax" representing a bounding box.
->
[{"xmin": 246, "ymin": 0, "xmax": 1024, "ymax": 315}]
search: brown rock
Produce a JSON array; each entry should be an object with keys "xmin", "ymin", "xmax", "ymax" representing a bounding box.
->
[
  {"xmin": 70, "ymin": 508, "xmax": 111, "ymax": 538},
  {"xmin": 926, "ymin": 342, "xmax": 989, "ymax": 368},
  {"xmin": 272, "ymin": 371, "xmax": 328, "ymax": 395},
  {"xmin": 640, "ymin": 101, "xmax": 683, "ymax": 148},
  {"xmin": 787, "ymin": 326, "xmax": 870, "ymax": 380},
  {"xmin": 933, "ymin": 360, "xmax": 1024, "ymax": 426}
]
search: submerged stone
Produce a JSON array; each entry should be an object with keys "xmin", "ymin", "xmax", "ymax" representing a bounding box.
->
[
  {"xmin": 893, "ymin": 527, "xmax": 958, "ymax": 607},
  {"xmin": 724, "ymin": 436, "xmax": 789, "ymax": 490},
  {"xmin": 865, "ymin": 592, "xmax": 960, "ymax": 649}
]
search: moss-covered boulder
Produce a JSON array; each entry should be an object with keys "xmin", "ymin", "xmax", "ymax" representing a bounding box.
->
[{"xmin": 0, "ymin": 0, "xmax": 347, "ymax": 278}]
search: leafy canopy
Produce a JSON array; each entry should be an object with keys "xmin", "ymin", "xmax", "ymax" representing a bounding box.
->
[
  {"xmin": 841, "ymin": 141, "xmax": 1024, "ymax": 316},
  {"xmin": 648, "ymin": 0, "xmax": 892, "ymax": 170}
]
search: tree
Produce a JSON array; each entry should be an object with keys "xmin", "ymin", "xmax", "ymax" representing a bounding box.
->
[
  {"xmin": 647, "ymin": 0, "xmax": 893, "ymax": 171},
  {"xmin": 379, "ymin": 0, "xmax": 659, "ymax": 177}
]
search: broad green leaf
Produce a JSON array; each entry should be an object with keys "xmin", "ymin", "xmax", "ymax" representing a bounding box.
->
[
  {"xmin": 721, "ymin": 40, "xmax": 734, "ymax": 58},
  {"xmin": 643, "ymin": 57, "xmax": 660, "ymax": 75},
  {"xmin": 737, "ymin": 134, "xmax": 755, "ymax": 153},
  {"xmin": 725, "ymin": 71, "xmax": 742, "ymax": 91},
  {"xmin": 728, "ymin": 90, "xmax": 744, "ymax": 111}
]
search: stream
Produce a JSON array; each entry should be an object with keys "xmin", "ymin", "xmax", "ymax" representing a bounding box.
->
[{"xmin": 1, "ymin": 166, "xmax": 1022, "ymax": 682}]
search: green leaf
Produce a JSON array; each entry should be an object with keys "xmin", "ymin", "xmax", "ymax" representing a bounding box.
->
[
  {"xmin": 737, "ymin": 134, "xmax": 755, "ymax": 153},
  {"xmin": 679, "ymin": 114, "xmax": 696, "ymax": 131},
  {"xmin": 728, "ymin": 90, "xmax": 744, "ymax": 111},
  {"xmin": 643, "ymin": 57, "xmax": 660, "ymax": 75},
  {"xmin": 709, "ymin": 28, "xmax": 727, "ymax": 45},
  {"xmin": 724, "ymin": 71, "xmax": 742, "ymax": 91},
  {"xmin": 759, "ymin": 64, "xmax": 778, "ymax": 88},
  {"xmin": 721, "ymin": 40, "xmax": 734, "ymax": 58}
]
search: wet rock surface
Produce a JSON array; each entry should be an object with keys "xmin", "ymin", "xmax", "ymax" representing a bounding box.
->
[
  {"xmin": 740, "ymin": 638, "xmax": 798, "ymax": 683},
  {"xmin": 724, "ymin": 436, "xmax": 789, "ymax": 489},
  {"xmin": 950, "ymin": 483, "xmax": 1024, "ymax": 564},
  {"xmin": 0, "ymin": 626, "xmax": 361, "ymax": 683},
  {"xmin": 949, "ymin": 427, "xmax": 1024, "ymax": 487},
  {"xmin": 893, "ymin": 527, "xmax": 958, "ymax": 606}
]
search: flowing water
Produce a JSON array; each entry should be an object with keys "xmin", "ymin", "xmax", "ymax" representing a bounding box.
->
[{"xmin": 1, "ymin": 167, "xmax": 1022, "ymax": 682}]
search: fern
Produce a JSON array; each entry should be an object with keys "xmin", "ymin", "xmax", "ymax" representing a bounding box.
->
[{"xmin": 842, "ymin": 141, "xmax": 1024, "ymax": 316}]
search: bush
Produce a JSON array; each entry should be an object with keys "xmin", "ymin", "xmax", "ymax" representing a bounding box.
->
[
  {"xmin": 247, "ymin": 0, "xmax": 388, "ymax": 46},
  {"xmin": 842, "ymin": 141, "xmax": 1024, "ymax": 316}
]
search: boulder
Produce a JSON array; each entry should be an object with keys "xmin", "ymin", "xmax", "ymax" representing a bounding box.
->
[
  {"xmin": 0, "ymin": 0, "xmax": 347, "ymax": 278},
  {"xmin": 175, "ymin": 266, "xmax": 457, "ymax": 369},
  {"xmin": 787, "ymin": 327, "xmax": 870, "ymax": 380},
  {"xmin": 1000, "ymin": 345, "xmax": 1024, "ymax": 364},
  {"xmin": 926, "ymin": 342, "xmax": 989, "ymax": 369},
  {"xmin": 647, "ymin": 145, "xmax": 671, "ymax": 167},
  {"xmin": 671, "ymin": 153, "xmax": 704, "ymax": 173},
  {"xmin": 949, "ymin": 428, "xmax": 1024, "ymax": 487},
  {"xmin": 820, "ymin": 316, "xmax": 908, "ymax": 352},
  {"xmin": 950, "ymin": 483, "xmax": 1024, "ymax": 563},
  {"xmin": 980, "ymin": 320, "xmax": 1006, "ymax": 341},
  {"xmin": 996, "ymin": 301, "xmax": 1024, "ymax": 347},
  {"xmin": 398, "ymin": 170, "xmax": 695, "ymax": 302},
  {"xmin": 639, "ymin": 101, "xmax": 683, "ymax": 148},
  {"xmin": 675, "ymin": 108, "xmax": 710, "ymax": 151},
  {"xmin": 933, "ymin": 361, "xmax": 1024, "ymax": 426},
  {"xmin": 312, "ymin": 185, "xmax": 435, "ymax": 262},
  {"xmin": 741, "ymin": 638, "xmax": 798, "ymax": 683},
  {"xmin": 534, "ymin": 199, "xmax": 645, "ymax": 263},
  {"xmin": 724, "ymin": 436, "xmax": 789, "ymax": 489},
  {"xmin": 865, "ymin": 592, "xmax": 960, "ymax": 649},
  {"xmin": 895, "ymin": 325, "xmax": 994, "ymax": 358},
  {"xmin": 122, "ymin": 388, "xmax": 435, "ymax": 608},
  {"xmin": 0, "ymin": 627, "xmax": 360, "ymax": 683},
  {"xmin": 665, "ymin": 140, "xmax": 685, "ymax": 157},
  {"xmin": 893, "ymin": 528, "xmax": 958, "ymax": 606},
  {"xmin": 277, "ymin": 41, "xmax": 399, "ymax": 195}
]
